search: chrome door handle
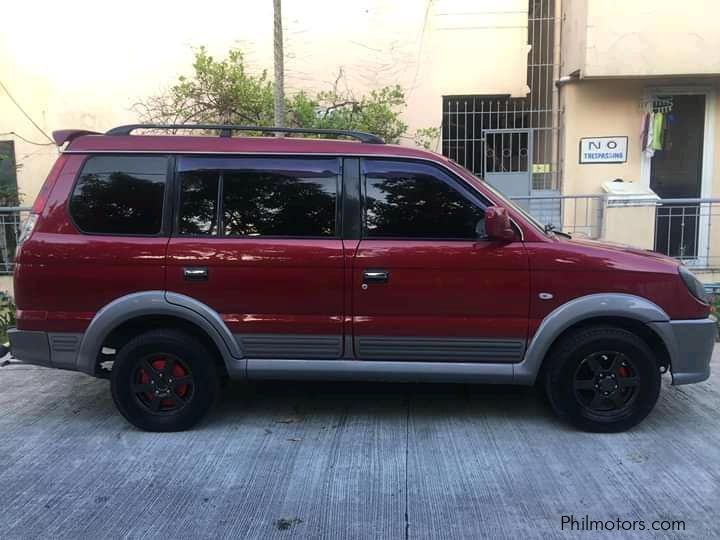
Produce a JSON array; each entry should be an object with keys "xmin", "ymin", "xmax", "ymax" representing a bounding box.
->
[
  {"xmin": 183, "ymin": 267, "xmax": 208, "ymax": 281},
  {"xmin": 363, "ymin": 269, "xmax": 389, "ymax": 284}
]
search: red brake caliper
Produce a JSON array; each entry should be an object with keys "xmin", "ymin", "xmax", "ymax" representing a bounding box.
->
[{"xmin": 617, "ymin": 366, "xmax": 630, "ymax": 378}]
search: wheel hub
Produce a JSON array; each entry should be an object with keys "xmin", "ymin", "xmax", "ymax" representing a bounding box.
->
[
  {"xmin": 596, "ymin": 372, "xmax": 619, "ymax": 394},
  {"xmin": 573, "ymin": 351, "xmax": 640, "ymax": 414},
  {"xmin": 133, "ymin": 355, "xmax": 194, "ymax": 413}
]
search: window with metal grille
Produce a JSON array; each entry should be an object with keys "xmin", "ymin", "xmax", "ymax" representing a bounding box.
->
[{"xmin": 441, "ymin": 0, "xmax": 559, "ymax": 192}]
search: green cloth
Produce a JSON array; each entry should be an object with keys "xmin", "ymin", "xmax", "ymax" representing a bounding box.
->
[{"xmin": 651, "ymin": 112, "xmax": 665, "ymax": 151}]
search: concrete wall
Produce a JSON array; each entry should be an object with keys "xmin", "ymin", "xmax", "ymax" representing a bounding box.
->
[
  {"xmin": 563, "ymin": 0, "xmax": 720, "ymax": 78},
  {"xmin": 560, "ymin": 0, "xmax": 587, "ymax": 76},
  {"xmin": 0, "ymin": 0, "xmax": 529, "ymax": 205}
]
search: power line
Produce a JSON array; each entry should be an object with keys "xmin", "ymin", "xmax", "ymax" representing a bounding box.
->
[
  {"xmin": 0, "ymin": 132, "xmax": 55, "ymax": 146},
  {"xmin": 407, "ymin": 0, "xmax": 433, "ymax": 101},
  {"xmin": 0, "ymin": 79, "xmax": 54, "ymax": 144}
]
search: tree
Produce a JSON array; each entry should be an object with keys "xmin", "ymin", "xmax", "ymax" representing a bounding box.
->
[{"xmin": 134, "ymin": 47, "xmax": 412, "ymax": 144}]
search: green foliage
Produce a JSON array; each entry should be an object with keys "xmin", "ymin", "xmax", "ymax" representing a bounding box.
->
[
  {"xmin": 135, "ymin": 47, "xmax": 413, "ymax": 144},
  {"xmin": 0, "ymin": 147, "xmax": 21, "ymax": 206},
  {"xmin": 0, "ymin": 291, "xmax": 16, "ymax": 344},
  {"xmin": 414, "ymin": 127, "xmax": 441, "ymax": 151},
  {"xmin": 710, "ymin": 292, "xmax": 720, "ymax": 337},
  {"xmin": 0, "ymin": 184, "xmax": 21, "ymax": 206}
]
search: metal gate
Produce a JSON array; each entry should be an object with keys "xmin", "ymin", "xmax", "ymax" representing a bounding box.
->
[{"xmin": 483, "ymin": 128, "xmax": 533, "ymax": 202}]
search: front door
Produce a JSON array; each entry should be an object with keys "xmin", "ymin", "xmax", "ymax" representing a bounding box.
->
[
  {"xmin": 651, "ymin": 94, "xmax": 706, "ymax": 260},
  {"xmin": 483, "ymin": 128, "xmax": 532, "ymax": 206},
  {"xmin": 166, "ymin": 156, "xmax": 345, "ymax": 359},
  {"xmin": 352, "ymin": 158, "xmax": 530, "ymax": 363}
]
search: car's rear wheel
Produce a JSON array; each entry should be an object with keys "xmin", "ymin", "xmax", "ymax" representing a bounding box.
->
[
  {"xmin": 544, "ymin": 326, "xmax": 661, "ymax": 432},
  {"xmin": 111, "ymin": 329, "xmax": 220, "ymax": 432}
]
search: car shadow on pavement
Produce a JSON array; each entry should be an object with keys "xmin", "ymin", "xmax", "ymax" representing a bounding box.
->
[{"xmin": 209, "ymin": 379, "xmax": 562, "ymax": 429}]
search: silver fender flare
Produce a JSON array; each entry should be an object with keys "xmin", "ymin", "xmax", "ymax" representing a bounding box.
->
[
  {"xmin": 76, "ymin": 291, "xmax": 242, "ymax": 376},
  {"xmin": 514, "ymin": 293, "xmax": 672, "ymax": 384}
]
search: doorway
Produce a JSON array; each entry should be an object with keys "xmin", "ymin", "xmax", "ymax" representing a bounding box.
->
[
  {"xmin": 483, "ymin": 128, "xmax": 532, "ymax": 201},
  {"xmin": 651, "ymin": 94, "xmax": 706, "ymax": 260}
]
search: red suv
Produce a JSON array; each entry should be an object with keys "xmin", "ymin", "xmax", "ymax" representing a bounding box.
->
[{"xmin": 9, "ymin": 124, "xmax": 715, "ymax": 432}]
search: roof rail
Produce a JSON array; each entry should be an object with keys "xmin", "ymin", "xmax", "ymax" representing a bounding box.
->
[{"xmin": 105, "ymin": 124, "xmax": 385, "ymax": 144}]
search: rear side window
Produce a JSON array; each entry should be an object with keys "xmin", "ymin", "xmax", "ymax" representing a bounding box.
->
[
  {"xmin": 363, "ymin": 159, "xmax": 485, "ymax": 239},
  {"xmin": 70, "ymin": 156, "xmax": 167, "ymax": 235},
  {"xmin": 177, "ymin": 157, "xmax": 339, "ymax": 237}
]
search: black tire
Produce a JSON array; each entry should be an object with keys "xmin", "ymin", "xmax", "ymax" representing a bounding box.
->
[
  {"xmin": 544, "ymin": 325, "xmax": 661, "ymax": 433},
  {"xmin": 111, "ymin": 329, "xmax": 220, "ymax": 432}
]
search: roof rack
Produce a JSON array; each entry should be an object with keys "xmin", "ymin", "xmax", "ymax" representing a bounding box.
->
[{"xmin": 105, "ymin": 124, "xmax": 385, "ymax": 144}]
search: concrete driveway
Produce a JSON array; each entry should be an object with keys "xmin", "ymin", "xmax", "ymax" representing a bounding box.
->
[{"xmin": 1, "ymin": 350, "xmax": 719, "ymax": 540}]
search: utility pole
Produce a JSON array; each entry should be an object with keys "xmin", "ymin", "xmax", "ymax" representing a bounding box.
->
[{"xmin": 273, "ymin": 0, "xmax": 285, "ymax": 129}]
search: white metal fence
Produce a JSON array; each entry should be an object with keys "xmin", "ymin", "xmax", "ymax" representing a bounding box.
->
[
  {"xmin": 511, "ymin": 194, "xmax": 605, "ymax": 239},
  {"xmin": 0, "ymin": 208, "xmax": 30, "ymax": 275},
  {"xmin": 608, "ymin": 197, "xmax": 720, "ymax": 268},
  {"xmin": 510, "ymin": 195, "xmax": 720, "ymax": 270}
]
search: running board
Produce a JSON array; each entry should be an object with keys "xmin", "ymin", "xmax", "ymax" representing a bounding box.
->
[{"xmin": 245, "ymin": 359, "xmax": 515, "ymax": 384}]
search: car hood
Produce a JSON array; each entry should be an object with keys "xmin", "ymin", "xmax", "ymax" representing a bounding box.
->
[
  {"xmin": 549, "ymin": 235, "xmax": 682, "ymax": 274},
  {"xmin": 565, "ymin": 236, "xmax": 679, "ymax": 263}
]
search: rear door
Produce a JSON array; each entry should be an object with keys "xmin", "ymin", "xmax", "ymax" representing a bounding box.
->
[
  {"xmin": 352, "ymin": 158, "xmax": 529, "ymax": 362},
  {"xmin": 166, "ymin": 155, "xmax": 345, "ymax": 359}
]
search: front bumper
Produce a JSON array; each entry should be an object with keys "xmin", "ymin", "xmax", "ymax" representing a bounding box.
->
[
  {"xmin": 7, "ymin": 329, "xmax": 83, "ymax": 372},
  {"xmin": 649, "ymin": 317, "xmax": 716, "ymax": 385}
]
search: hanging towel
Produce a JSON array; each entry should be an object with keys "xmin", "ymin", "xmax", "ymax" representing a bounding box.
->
[
  {"xmin": 651, "ymin": 112, "xmax": 665, "ymax": 151},
  {"xmin": 640, "ymin": 112, "xmax": 650, "ymax": 152},
  {"xmin": 643, "ymin": 112, "xmax": 655, "ymax": 157}
]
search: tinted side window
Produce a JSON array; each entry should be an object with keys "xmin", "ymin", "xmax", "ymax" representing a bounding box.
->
[
  {"xmin": 363, "ymin": 160, "xmax": 485, "ymax": 239},
  {"xmin": 178, "ymin": 170, "xmax": 219, "ymax": 235},
  {"xmin": 70, "ymin": 156, "xmax": 167, "ymax": 235},
  {"xmin": 177, "ymin": 157, "xmax": 339, "ymax": 237}
]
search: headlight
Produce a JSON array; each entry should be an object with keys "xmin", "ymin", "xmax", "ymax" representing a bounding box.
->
[{"xmin": 679, "ymin": 266, "xmax": 708, "ymax": 304}]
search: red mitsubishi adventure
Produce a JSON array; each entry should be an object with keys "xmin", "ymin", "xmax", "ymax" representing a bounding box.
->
[{"xmin": 9, "ymin": 124, "xmax": 715, "ymax": 432}]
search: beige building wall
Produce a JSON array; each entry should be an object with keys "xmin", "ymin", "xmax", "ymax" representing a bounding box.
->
[
  {"xmin": 0, "ymin": 0, "xmax": 530, "ymax": 205},
  {"xmin": 563, "ymin": 0, "xmax": 720, "ymax": 78},
  {"xmin": 561, "ymin": 79, "xmax": 646, "ymax": 196}
]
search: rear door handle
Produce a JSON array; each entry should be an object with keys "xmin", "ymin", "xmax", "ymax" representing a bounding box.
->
[
  {"xmin": 183, "ymin": 267, "xmax": 208, "ymax": 281},
  {"xmin": 363, "ymin": 269, "xmax": 389, "ymax": 285}
]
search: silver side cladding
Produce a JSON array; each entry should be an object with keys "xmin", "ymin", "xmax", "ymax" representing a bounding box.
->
[
  {"xmin": 7, "ymin": 329, "xmax": 50, "ymax": 367},
  {"xmin": 649, "ymin": 317, "xmax": 716, "ymax": 385}
]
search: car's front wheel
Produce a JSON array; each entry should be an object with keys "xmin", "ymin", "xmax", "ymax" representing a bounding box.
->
[
  {"xmin": 544, "ymin": 325, "xmax": 661, "ymax": 432},
  {"xmin": 111, "ymin": 329, "xmax": 220, "ymax": 432}
]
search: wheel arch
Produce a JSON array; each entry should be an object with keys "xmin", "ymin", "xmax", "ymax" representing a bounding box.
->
[
  {"xmin": 76, "ymin": 291, "xmax": 242, "ymax": 377},
  {"xmin": 515, "ymin": 293, "xmax": 674, "ymax": 384}
]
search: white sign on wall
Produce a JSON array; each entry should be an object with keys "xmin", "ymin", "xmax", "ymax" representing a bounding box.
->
[{"xmin": 579, "ymin": 136, "xmax": 628, "ymax": 164}]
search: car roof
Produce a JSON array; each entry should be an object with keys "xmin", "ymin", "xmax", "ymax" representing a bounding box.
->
[{"xmin": 64, "ymin": 133, "xmax": 448, "ymax": 163}]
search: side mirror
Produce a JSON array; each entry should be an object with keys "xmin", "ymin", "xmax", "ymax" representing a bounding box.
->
[{"xmin": 484, "ymin": 206, "xmax": 517, "ymax": 242}]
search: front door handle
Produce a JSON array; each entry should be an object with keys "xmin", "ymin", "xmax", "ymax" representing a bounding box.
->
[
  {"xmin": 363, "ymin": 269, "xmax": 389, "ymax": 285},
  {"xmin": 183, "ymin": 267, "xmax": 208, "ymax": 281}
]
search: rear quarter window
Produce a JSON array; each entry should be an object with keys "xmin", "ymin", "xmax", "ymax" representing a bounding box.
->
[{"xmin": 69, "ymin": 155, "xmax": 168, "ymax": 235}]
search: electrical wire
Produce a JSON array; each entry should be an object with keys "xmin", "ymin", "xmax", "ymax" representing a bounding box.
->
[
  {"xmin": 0, "ymin": 79, "xmax": 55, "ymax": 144},
  {"xmin": 0, "ymin": 132, "xmax": 55, "ymax": 146},
  {"xmin": 407, "ymin": 0, "xmax": 433, "ymax": 101}
]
